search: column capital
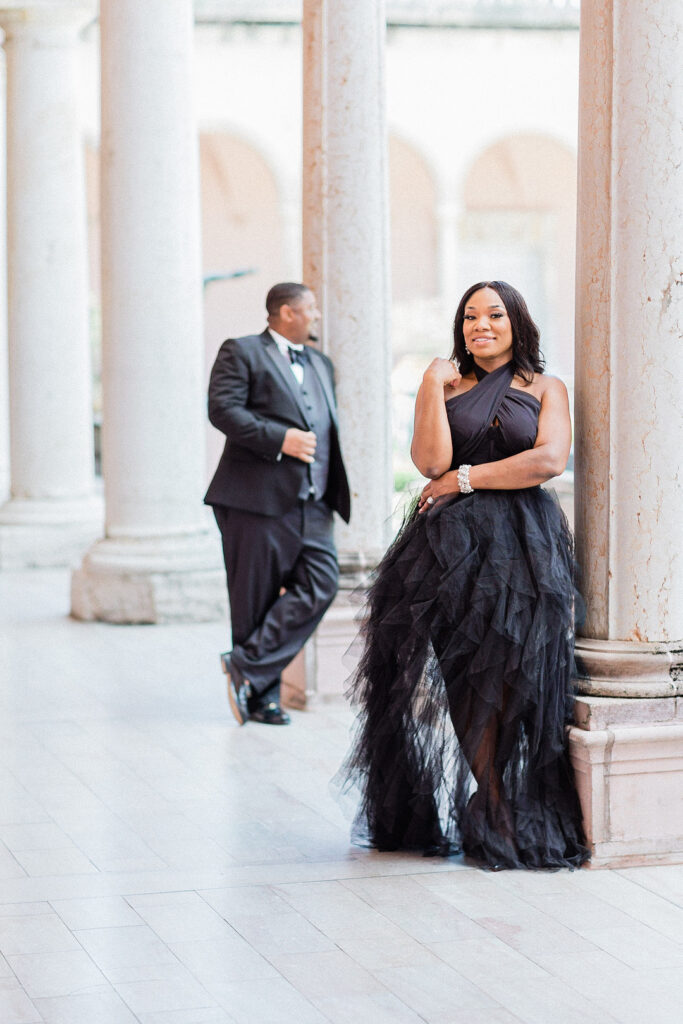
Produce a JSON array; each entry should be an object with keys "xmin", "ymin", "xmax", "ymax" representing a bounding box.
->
[{"xmin": 0, "ymin": 1, "xmax": 94, "ymax": 38}]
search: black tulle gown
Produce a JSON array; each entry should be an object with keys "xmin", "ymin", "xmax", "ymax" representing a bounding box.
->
[{"xmin": 338, "ymin": 361, "xmax": 589, "ymax": 870}]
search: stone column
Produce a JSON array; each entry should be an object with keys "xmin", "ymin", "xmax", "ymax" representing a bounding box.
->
[
  {"xmin": 0, "ymin": 2, "xmax": 101, "ymax": 566},
  {"xmin": 303, "ymin": 0, "xmax": 392, "ymax": 575},
  {"xmin": 302, "ymin": 0, "xmax": 328, "ymax": 359},
  {"xmin": 301, "ymin": 0, "xmax": 392, "ymax": 700},
  {"xmin": 71, "ymin": 0, "xmax": 224, "ymax": 623},
  {"xmin": 569, "ymin": 0, "xmax": 683, "ymax": 866},
  {"xmin": 0, "ymin": 44, "xmax": 8, "ymax": 502}
]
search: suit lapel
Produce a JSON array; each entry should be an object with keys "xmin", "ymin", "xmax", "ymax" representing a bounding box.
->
[
  {"xmin": 308, "ymin": 351, "xmax": 339, "ymax": 427},
  {"xmin": 262, "ymin": 331, "xmax": 312, "ymax": 427}
]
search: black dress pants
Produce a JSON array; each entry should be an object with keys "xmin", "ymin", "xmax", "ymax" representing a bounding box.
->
[{"xmin": 214, "ymin": 499, "xmax": 339, "ymax": 702}]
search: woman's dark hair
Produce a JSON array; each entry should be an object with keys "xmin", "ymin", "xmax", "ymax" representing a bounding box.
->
[{"xmin": 451, "ymin": 280, "xmax": 545, "ymax": 383}]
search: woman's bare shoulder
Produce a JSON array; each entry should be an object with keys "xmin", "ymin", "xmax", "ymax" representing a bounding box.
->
[
  {"xmin": 513, "ymin": 372, "xmax": 568, "ymax": 403},
  {"xmin": 538, "ymin": 374, "xmax": 568, "ymax": 401}
]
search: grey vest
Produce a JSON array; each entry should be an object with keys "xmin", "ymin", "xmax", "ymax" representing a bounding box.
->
[{"xmin": 298, "ymin": 359, "xmax": 332, "ymax": 501}]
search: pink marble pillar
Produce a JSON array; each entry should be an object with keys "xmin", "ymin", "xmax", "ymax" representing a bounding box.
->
[
  {"xmin": 570, "ymin": 0, "xmax": 683, "ymax": 866},
  {"xmin": 299, "ymin": 0, "xmax": 393, "ymax": 702},
  {"xmin": 0, "ymin": 46, "xmax": 8, "ymax": 503},
  {"xmin": 302, "ymin": 0, "xmax": 392, "ymax": 578}
]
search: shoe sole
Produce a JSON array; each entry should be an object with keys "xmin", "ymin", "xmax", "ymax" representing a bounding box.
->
[
  {"xmin": 221, "ymin": 659, "xmax": 248, "ymax": 726},
  {"xmin": 250, "ymin": 714, "xmax": 291, "ymax": 726}
]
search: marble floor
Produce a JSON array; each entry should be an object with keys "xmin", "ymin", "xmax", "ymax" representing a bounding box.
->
[{"xmin": 1, "ymin": 569, "xmax": 683, "ymax": 1024}]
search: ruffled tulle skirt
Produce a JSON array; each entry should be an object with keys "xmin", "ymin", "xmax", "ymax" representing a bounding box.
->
[{"xmin": 336, "ymin": 486, "xmax": 589, "ymax": 870}]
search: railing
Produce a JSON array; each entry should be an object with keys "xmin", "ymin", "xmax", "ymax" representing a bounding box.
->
[
  {"xmin": 389, "ymin": 0, "xmax": 580, "ymax": 18},
  {"xmin": 194, "ymin": 1, "xmax": 580, "ymax": 29}
]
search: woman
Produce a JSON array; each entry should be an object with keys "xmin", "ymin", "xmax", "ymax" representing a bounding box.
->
[{"xmin": 338, "ymin": 281, "xmax": 589, "ymax": 870}]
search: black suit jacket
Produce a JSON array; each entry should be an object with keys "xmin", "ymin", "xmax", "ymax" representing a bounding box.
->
[{"xmin": 204, "ymin": 330, "xmax": 351, "ymax": 523}]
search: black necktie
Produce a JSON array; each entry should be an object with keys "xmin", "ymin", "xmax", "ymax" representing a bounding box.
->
[{"xmin": 288, "ymin": 347, "xmax": 308, "ymax": 367}]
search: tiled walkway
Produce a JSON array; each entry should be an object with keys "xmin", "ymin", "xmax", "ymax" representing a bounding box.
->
[{"xmin": 1, "ymin": 570, "xmax": 683, "ymax": 1024}]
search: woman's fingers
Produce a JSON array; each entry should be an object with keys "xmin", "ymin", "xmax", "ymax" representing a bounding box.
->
[
  {"xmin": 418, "ymin": 487, "xmax": 432, "ymax": 513},
  {"xmin": 424, "ymin": 357, "xmax": 461, "ymax": 387}
]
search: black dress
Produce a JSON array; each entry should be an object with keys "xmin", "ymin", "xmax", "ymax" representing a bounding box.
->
[{"xmin": 338, "ymin": 361, "xmax": 589, "ymax": 870}]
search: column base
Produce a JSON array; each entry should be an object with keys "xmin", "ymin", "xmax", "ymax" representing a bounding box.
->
[
  {"xmin": 570, "ymin": 694, "xmax": 683, "ymax": 867},
  {"xmin": 281, "ymin": 644, "xmax": 316, "ymax": 711},
  {"xmin": 280, "ymin": 590, "xmax": 362, "ymax": 709},
  {"xmin": 0, "ymin": 495, "xmax": 103, "ymax": 569},
  {"xmin": 71, "ymin": 529, "xmax": 227, "ymax": 624},
  {"xmin": 314, "ymin": 590, "xmax": 361, "ymax": 701},
  {"xmin": 337, "ymin": 549, "xmax": 385, "ymax": 590},
  {"xmin": 297, "ymin": 590, "xmax": 361, "ymax": 706},
  {"xmin": 575, "ymin": 636, "xmax": 682, "ymax": 697},
  {"xmin": 280, "ymin": 554, "xmax": 375, "ymax": 707}
]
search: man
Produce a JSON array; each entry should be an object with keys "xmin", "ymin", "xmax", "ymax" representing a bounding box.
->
[{"xmin": 205, "ymin": 283, "xmax": 351, "ymax": 725}]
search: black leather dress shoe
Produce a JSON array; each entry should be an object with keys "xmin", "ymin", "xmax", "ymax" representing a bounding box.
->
[
  {"xmin": 249, "ymin": 702, "xmax": 291, "ymax": 726},
  {"xmin": 220, "ymin": 653, "xmax": 249, "ymax": 725}
]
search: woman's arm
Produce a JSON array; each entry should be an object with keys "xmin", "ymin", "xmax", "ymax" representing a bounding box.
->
[
  {"xmin": 411, "ymin": 358, "xmax": 461, "ymax": 478},
  {"xmin": 470, "ymin": 377, "xmax": 571, "ymax": 489},
  {"xmin": 418, "ymin": 377, "xmax": 571, "ymax": 511}
]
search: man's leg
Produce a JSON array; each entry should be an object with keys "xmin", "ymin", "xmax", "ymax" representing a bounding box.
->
[
  {"xmin": 213, "ymin": 504, "xmax": 303, "ymax": 706},
  {"xmin": 237, "ymin": 499, "xmax": 339, "ymax": 684},
  {"xmin": 214, "ymin": 501, "xmax": 339, "ymax": 698}
]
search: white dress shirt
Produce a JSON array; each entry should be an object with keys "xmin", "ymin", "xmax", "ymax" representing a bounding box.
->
[{"xmin": 269, "ymin": 328, "xmax": 305, "ymax": 385}]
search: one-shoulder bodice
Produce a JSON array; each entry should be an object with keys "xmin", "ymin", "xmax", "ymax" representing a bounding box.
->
[{"xmin": 446, "ymin": 362, "xmax": 540, "ymax": 467}]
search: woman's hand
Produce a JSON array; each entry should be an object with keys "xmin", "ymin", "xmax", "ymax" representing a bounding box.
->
[
  {"xmin": 423, "ymin": 358, "xmax": 461, "ymax": 389},
  {"xmin": 418, "ymin": 470, "xmax": 460, "ymax": 513}
]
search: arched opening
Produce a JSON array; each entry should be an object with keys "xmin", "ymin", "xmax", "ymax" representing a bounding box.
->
[
  {"xmin": 200, "ymin": 132, "xmax": 286, "ymax": 350},
  {"xmin": 461, "ymin": 134, "xmax": 577, "ymax": 377},
  {"xmin": 388, "ymin": 135, "xmax": 439, "ymax": 493},
  {"xmin": 389, "ymin": 134, "xmax": 438, "ymax": 304},
  {"xmin": 200, "ymin": 133, "xmax": 288, "ymax": 474}
]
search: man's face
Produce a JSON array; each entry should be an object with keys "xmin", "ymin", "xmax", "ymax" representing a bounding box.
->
[{"xmin": 287, "ymin": 290, "xmax": 321, "ymax": 344}]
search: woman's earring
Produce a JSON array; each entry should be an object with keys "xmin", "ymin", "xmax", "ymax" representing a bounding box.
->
[{"xmin": 465, "ymin": 346, "xmax": 471, "ymax": 355}]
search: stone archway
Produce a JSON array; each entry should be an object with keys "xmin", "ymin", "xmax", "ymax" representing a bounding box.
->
[
  {"xmin": 200, "ymin": 132, "xmax": 286, "ymax": 351},
  {"xmin": 199, "ymin": 132, "xmax": 287, "ymax": 476},
  {"xmin": 389, "ymin": 134, "xmax": 438, "ymax": 305}
]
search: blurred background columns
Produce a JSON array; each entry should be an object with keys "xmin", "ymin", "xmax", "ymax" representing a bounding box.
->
[
  {"xmin": 71, "ymin": 0, "xmax": 224, "ymax": 622},
  {"xmin": 0, "ymin": 1, "xmax": 101, "ymax": 567},
  {"xmin": 570, "ymin": 0, "xmax": 683, "ymax": 866},
  {"xmin": 0, "ymin": 45, "xmax": 8, "ymax": 504}
]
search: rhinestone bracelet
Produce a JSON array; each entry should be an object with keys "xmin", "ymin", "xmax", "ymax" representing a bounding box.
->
[{"xmin": 457, "ymin": 464, "xmax": 474, "ymax": 494}]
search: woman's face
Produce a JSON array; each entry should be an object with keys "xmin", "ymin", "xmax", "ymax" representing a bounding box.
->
[{"xmin": 462, "ymin": 287, "xmax": 514, "ymax": 365}]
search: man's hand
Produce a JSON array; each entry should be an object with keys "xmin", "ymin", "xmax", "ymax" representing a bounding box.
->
[{"xmin": 281, "ymin": 428, "xmax": 317, "ymax": 463}]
